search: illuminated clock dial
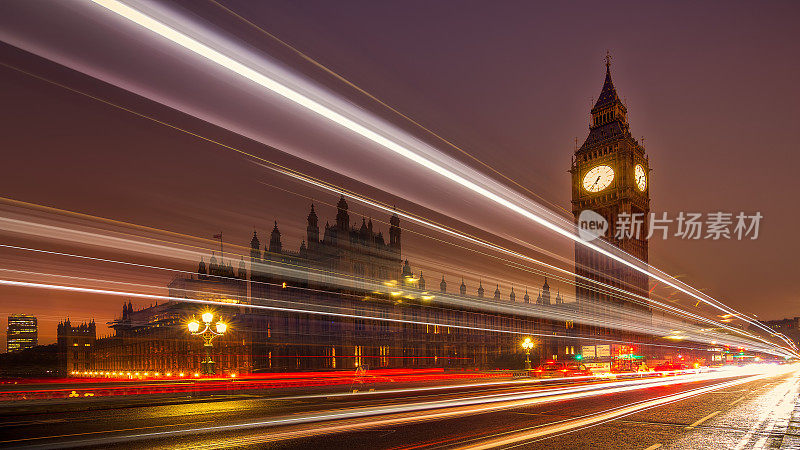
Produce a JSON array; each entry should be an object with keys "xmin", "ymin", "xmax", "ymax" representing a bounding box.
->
[
  {"xmin": 582, "ymin": 165, "xmax": 615, "ymax": 192},
  {"xmin": 634, "ymin": 164, "xmax": 647, "ymax": 191}
]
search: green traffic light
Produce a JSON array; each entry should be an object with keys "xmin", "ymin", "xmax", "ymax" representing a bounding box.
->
[{"xmin": 575, "ymin": 354, "xmax": 583, "ymax": 360}]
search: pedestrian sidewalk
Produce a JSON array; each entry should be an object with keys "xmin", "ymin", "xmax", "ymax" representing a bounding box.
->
[{"xmin": 779, "ymin": 381, "xmax": 800, "ymax": 449}]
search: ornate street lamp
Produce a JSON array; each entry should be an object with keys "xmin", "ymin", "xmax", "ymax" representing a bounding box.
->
[
  {"xmin": 522, "ymin": 337, "xmax": 535, "ymax": 370},
  {"xmin": 187, "ymin": 312, "xmax": 227, "ymax": 375}
]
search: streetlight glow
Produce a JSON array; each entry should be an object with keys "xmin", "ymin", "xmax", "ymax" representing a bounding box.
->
[
  {"xmin": 522, "ymin": 338, "xmax": 534, "ymax": 350},
  {"xmin": 522, "ymin": 338, "xmax": 535, "ymax": 370},
  {"xmin": 187, "ymin": 310, "xmax": 228, "ymax": 375},
  {"xmin": 215, "ymin": 321, "xmax": 227, "ymax": 334}
]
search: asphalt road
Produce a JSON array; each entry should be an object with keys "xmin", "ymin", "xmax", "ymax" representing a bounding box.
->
[{"xmin": 2, "ymin": 366, "xmax": 798, "ymax": 449}]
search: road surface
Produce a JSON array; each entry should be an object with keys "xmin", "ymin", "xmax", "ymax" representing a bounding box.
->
[{"xmin": 2, "ymin": 366, "xmax": 798, "ymax": 449}]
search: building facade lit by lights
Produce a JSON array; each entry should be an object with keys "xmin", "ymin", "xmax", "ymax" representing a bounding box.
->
[
  {"xmin": 760, "ymin": 317, "xmax": 800, "ymax": 348},
  {"xmin": 57, "ymin": 319, "xmax": 96, "ymax": 373},
  {"xmin": 81, "ymin": 196, "xmax": 573, "ymax": 375},
  {"xmin": 6, "ymin": 314, "xmax": 38, "ymax": 353}
]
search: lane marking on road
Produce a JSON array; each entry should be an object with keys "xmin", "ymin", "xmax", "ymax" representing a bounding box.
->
[
  {"xmin": 730, "ymin": 395, "xmax": 747, "ymax": 405},
  {"xmin": 643, "ymin": 444, "xmax": 662, "ymax": 450},
  {"xmin": 684, "ymin": 410, "xmax": 721, "ymax": 430},
  {"xmin": 0, "ymin": 420, "xmax": 217, "ymax": 445},
  {"xmin": 753, "ymin": 435, "xmax": 769, "ymax": 448},
  {"xmin": 711, "ymin": 389, "xmax": 746, "ymax": 394}
]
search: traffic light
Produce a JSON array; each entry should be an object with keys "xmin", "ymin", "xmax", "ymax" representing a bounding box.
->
[{"xmin": 575, "ymin": 354, "xmax": 583, "ymax": 360}]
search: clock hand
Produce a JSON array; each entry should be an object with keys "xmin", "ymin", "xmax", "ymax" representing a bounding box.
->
[{"xmin": 591, "ymin": 176, "xmax": 601, "ymax": 188}]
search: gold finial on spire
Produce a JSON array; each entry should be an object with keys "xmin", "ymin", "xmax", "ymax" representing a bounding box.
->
[{"xmin": 605, "ymin": 50, "xmax": 612, "ymax": 71}]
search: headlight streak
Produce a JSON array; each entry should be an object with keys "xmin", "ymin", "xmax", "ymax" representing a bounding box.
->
[
  {"xmin": 0, "ymin": 215, "xmax": 202, "ymax": 263},
  {"xmin": 0, "ymin": 276, "xmax": 713, "ymax": 353},
  {"xmin": 0, "ymin": 270, "xmax": 786, "ymax": 357},
  {"xmin": 19, "ymin": 365, "xmax": 795, "ymax": 448},
  {"xmin": 0, "ymin": 277, "xmax": 593, "ymax": 345},
  {"xmin": 84, "ymin": 0, "xmax": 779, "ymax": 344}
]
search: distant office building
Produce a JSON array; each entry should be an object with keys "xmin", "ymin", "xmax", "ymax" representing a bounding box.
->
[
  {"xmin": 762, "ymin": 317, "xmax": 800, "ymax": 332},
  {"xmin": 6, "ymin": 314, "xmax": 38, "ymax": 353},
  {"xmin": 761, "ymin": 317, "xmax": 800, "ymax": 347}
]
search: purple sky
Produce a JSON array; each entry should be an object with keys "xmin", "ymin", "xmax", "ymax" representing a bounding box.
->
[{"xmin": 1, "ymin": 0, "xmax": 799, "ymax": 346}]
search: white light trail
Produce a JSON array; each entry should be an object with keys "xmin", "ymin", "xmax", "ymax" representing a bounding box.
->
[
  {"xmin": 0, "ymin": 278, "xmax": 607, "ymax": 346},
  {"xmin": 0, "ymin": 269, "xmax": 789, "ymax": 356},
  {"xmin": 0, "ymin": 232, "xmax": 783, "ymax": 355},
  {"xmin": 87, "ymin": 0, "xmax": 778, "ymax": 344}
]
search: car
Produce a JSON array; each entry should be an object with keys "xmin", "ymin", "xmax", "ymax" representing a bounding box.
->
[
  {"xmin": 609, "ymin": 362, "xmax": 652, "ymax": 378},
  {"xmin": 532, "ymin": 361, "xmax": 592, "ymax": 378},
  {"xmin": 653, "ymin": 362, "xmax": 690, "ymax": 374}
]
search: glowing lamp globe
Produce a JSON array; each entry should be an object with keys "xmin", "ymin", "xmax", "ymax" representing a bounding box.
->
[
  {"xmin": 201, "ymin": 312, "xmax": 214, "ymax": 323},
  {"xmin": 187, "ymin": 320, "xmax": 200, "ymax": 333},
  {"xmin": 522, "ymin": 338, "xmax": 533, "ymax": 350},
  {"xmin": 215, "ymin": 321, "xmax": 227, "ymax": 334}
]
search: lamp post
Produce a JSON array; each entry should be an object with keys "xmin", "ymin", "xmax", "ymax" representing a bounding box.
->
[
  {"xmin": 522, "ymin": 337, "xmax": 534, "ymax": 370},
  {"xmin": 187, "ymin": 312, "xmax": 227, "ymax": 375}
]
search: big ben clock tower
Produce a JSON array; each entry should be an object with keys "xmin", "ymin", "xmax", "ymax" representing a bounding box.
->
[{"xmin": 571, "ymin": 55, "xmax": 651, "ymax": 314}]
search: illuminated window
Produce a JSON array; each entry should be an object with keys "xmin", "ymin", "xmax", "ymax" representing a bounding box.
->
[
  {"xmin": 354, "ymin": 346, "xmax": 362, "ymax": 368},
  {"xmin": 379, "ymin": 346, "xmax": 389, "ymax": 367}
]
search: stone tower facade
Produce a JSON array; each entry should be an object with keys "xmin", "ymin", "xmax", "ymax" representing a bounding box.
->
[{"xmin": 570, "ymin": 57, "xmax": 651, "ymax": 313}]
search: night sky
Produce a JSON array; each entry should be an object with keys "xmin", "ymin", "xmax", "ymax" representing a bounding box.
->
[{"xmin": 1, "ymin": 0, "xmax": 799, "ymax": 346}]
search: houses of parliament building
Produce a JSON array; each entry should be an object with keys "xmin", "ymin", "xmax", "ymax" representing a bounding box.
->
[{"xmin": 79, "ymin": 195, "xmax": 572, "ymax": 375}]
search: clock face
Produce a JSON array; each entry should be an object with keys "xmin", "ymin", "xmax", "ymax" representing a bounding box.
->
[
  {"xmin": 582, "ymin": 165, "xmax": 615, "ymax": 192},
  {"xmin": 634, "ymin": 164, "xmax": 647, "ymax": 191}
]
